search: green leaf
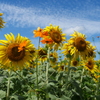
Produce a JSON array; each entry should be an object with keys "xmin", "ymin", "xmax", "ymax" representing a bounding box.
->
[
  {"xmin": 69, "ymin": 67, "xmax": 77, "ymax": 71},
  {"xmin": 72, "ymin": 80, "xmax": 84, "ymax": 100},
  {"xmin": 10, "ymin": 95, "xmax": 18, "ymax": 100},
  {"xmin": 84, "ymin": 86, "xmax": 91, "ymax": 93},
  {"xmin": 61, "ymin": 95, "xmax": 71, "ymax": 100},
  {"xmin": 48, "ymin": 93, "xmax": 57, "ymax": 100},
  {"xmin": 96, "ymin": 95, "xmax": 100, "ymax": 100},
  {"xmin": 31, "ymin": 95, "xmax": 37, "ymax": 100},
  {"xmin": 0, "ymin": 90, "xmax": 6, "ymax": 99},
  {"xmin": 0, "ymin": 76, "xmax": 5, "ymax": 83},
  {"xmin": 56, "ymin": 72, "xmax": 63, "ymax": 81}
]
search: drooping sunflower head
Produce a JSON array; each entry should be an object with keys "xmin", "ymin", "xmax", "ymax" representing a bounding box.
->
[
  {"xmin": 0, "ymin": 33, "xmax": 35, "ymax": 71},
  {"xmin": 0, "ymin": 13, "xmax": 6, "ymax": 29}
]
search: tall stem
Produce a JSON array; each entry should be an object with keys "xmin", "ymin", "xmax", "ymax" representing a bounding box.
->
[
  {"xmin": 80, "ymin": 68, "xmax": 84, "ymax": 88},
  {"xmin": 6, "ymin": 71, "xmax": 11, "ymax": 100},
  {"xmin": 66, "ymin": 58, "xmax": 71, "ymax": 82},
  {"xmin": 62, "ymin": 57, "xmax": 71, "ymax": 91},
  {"xmin": 46, "ymin": 47, "xmax": 50, "ymax": 100},
  {"xmin": 35, "ymin": 37, "xmax": 40, "ymax": 100}
]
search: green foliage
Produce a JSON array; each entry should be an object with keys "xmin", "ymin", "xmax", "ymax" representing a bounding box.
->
[
  {"xmin": 0, "ymin": 90, "xmax": 6, "ymax": 99},
  {"xmin": 0, "ymin": 63, "xmax": 99, "ymax": 100}
]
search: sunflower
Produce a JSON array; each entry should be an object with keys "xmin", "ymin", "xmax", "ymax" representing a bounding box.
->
[
  {"xmin": 52, "ymin": 59, "xmax": 68, "ymax": 72},
  {"xmin": 62, "ymin": 43, "xmax": 73, "ymax": 58},
  {"xmin": 41, "ymin": 37, "xmax": 53, "ymax": 44},
  {"xmin": 33, "ymin": 27, "xmax": 48, "ymax": 37},
  {"xmin": 49, "ymin": 51, "xmax": 58, "ymax": 65},
  {"xmin": 95, "ymin": 60, "xmax": 100, "ymax": 68},
  {"xmin": 36, "ymin": 47, "xmax": 48, "ymax": 62},
  {"xmin": 57, "ymin": 63, "xmax": 68, "ymax": 72},
  {"xmin": 0, "ymin": 13, "xmax": 3, "ymax": 16},
  {"xmin": 93, "ymin": 74, "xmax": 100, "ymax": 82},
  {"xmin": 71, "ymin": 60, "xmax": 79, "ymax": 67},
  {"xmin": 57, "ymin": 65, "xmax": 65, "ymax": 71},
  {"xmin": 41, "ymin": 24, "xmax": 66, "ymax": 50},
  {"xmin": 83, "ymin": 57, "xmax": 99, "ymax": 73},
  {"xmin": 63, "ymin": 31, "xmax": 91, "ymax": 59},
  {"xmin": 0, "ymin": 33, "xmax": 35, "ymax": 71},
  {"xmin": 0, "ymin": 13, "xmax": 6, "ymax": 29},
  {"xmin": 86, "ymin": 44, "xmax": 96, "ymax": 58}
]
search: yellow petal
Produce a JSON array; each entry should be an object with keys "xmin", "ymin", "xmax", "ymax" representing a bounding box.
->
[{"xmin": 0, "ymin": 13, "xmax": 3, "ymax": 16}]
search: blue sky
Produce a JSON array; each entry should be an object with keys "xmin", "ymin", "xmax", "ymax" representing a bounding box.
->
[{"xmin": 0, "ymin": 0, "xmax": 100, "ymax": 59}]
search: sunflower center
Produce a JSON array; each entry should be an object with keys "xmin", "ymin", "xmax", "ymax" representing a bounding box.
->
[
  {"xmin": 50, "ymin": 31, "xmax": 62, "ymax": 43},
  {"xmin": 30, "ymin": 50, "xmax": 35, "ymax": 54},
  {"xmin": 74, "ymin": 37, "xmax": 86, "ymax": 51},
  {"xmin": 61, "ymin": 66, "xmax": 64, "ymax": 70},
  {"xmin": 7, "ymin": 43, "xmax": 25, "ymax": 61},
  {"xmin": 38, "ymin": 49, "xmax": 47, "ymax": 57},
  {"xmin": 86, "ymin": 61, "xmax": 93, "ymax": 69},
  {"xmin": 88, "ymin": 50, "xmax": 94, "ymax": 57},
  {"xmin": 72, "ymin": 61, "xmax": 78, "ymax": 66}
]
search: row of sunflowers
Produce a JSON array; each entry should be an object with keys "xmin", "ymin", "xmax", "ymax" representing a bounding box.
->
[{"xmin": 0, "ymin": 13, "xmax": 100, "ymax": 100}]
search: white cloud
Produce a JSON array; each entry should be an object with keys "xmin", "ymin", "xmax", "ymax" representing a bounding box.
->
[
  {"xmin": 63, "ymin": 26, "xmax": 86, "ymax": 35},
  {"xmin": 0, "ymin": 3, "xmax": 100, "ymax": 36}
]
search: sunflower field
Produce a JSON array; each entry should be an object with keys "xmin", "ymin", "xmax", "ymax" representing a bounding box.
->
[{"xmin": 0, "ymin": 13, "xmax": 100, "ymax": 100}]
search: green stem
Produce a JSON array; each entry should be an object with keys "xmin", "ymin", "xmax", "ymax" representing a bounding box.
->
[
  {"xmin": 6, "ymin": 71, "xmax": 11, "ymax": 100},
  {"xmin": 97, "ymin": 78, "xmax": 100, "ymax": 95},
  {"xmin": 35, "ymin": 37, "xmax": 41, "ymax": 100},
  {"xmin": 80, "ymin": 68, "xmax": 84, "ymax": 88},
  {"xmin": 66, "ymin": 58, "xmax": 71, "ymax": 81},
  {"xmin": 62, "ymin": 57, "xmax": 71, "ymax": 90},
  {"xmin": 36, "ymin": 61, "xmax": 39, "ymax": 88},
  {"xmin": 46, "ymin": 47, "xmax": 50, "ymax": 83},
  {"xmin": 46, "ymin": 47, "xmax": 50, "ymax": 100}
]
